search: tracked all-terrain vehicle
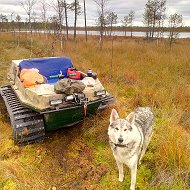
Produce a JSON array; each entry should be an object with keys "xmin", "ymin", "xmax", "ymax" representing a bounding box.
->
[{"xmin": 0, "ymin": 57, "xmax": 114, "ymax": 145}]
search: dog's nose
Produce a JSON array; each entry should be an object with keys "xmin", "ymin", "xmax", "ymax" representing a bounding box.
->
[{"xmin": 118, "ymin": 137, "xmax": 123, "ymax": 143}]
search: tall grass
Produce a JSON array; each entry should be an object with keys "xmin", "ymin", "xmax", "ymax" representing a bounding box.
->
[{"xmin": 0, "ymin": 33, "xmax": 190, "ymax": 189}]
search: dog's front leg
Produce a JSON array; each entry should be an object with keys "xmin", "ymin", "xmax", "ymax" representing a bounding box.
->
[
  {"xmin": 116, "ymin": 160, "xmax": 124, "ymax": 182},
  {"xmin": 130, "ymin": 162, "xmax": 138, "ymax": 190}
]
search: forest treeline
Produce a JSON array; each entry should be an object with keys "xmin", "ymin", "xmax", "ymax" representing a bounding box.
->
[{"xmin": 1, "ymin": 21, "xmax": 189, "ymax": 33}]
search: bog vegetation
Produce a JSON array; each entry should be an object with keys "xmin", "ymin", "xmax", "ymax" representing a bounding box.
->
[{"xmin": 0, "ymin": 32, "xmax": 190, "ymax": 190}]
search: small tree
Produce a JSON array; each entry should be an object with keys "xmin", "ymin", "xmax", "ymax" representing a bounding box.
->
[
  {"xmin": 31, "ymin": 11, "xmax": 37, "ymax": 32},
  {"xmin": 128, "ymin": 10, "xmax": 135, "ymax": 38},
  {"xmin": 63, "ymin": 0, "xmax": 69, "ymax": 40},
  {"xmin": 143, "ymin": 0, "xmax": 166, "ymax": 40},
  {"xmin": 10, "ymin": 12, "xmax": 15, "ymax": 35},
  {"xmin": 69, "ymin": 0, "xmax": 81, "ymax": 41},
  {"xmin": 40, "ymin": 0, "xmax": 48, "ymax": 38},
  {"xmin": 168, "ymin": 13, "xmax": 183, "ymax": 47},
  {"xmin": 16, "ymin": 14, "xmax": 22, "ymax": 32},
  {"xmin": 50, "ymin": 15, "xmax": 59, "ymax": 55},
  {"xmin": 16, "ymin": 14, "xmax": 22, "ymax": 47},
  {"xmin": 20, "ymin": 0, "xmax": 36, "ymax": 57},
  {"xmin": 156, "ymin": 0, "xmax": 166, "ymax": 39},
  {"xmin": 51, "ymin": 0, "xmax": 65, "ymax": 51},
  {"xmin": 0, "ymin": 14, "xmax": 8, "ymax": 32},
  {"xmin": 122, "ymin": 16, "xmax": 129, "ymax": 36},
  {"xmin": 94, "ymin": 0, "xmax": 109, "ymax": 48},
  {"xmin": 106, "ymin": 11, "xmax": 118, "ymax": 36}
]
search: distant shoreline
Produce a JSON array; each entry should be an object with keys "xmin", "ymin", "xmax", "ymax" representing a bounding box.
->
[
  {"xmin": 5, "ymin": 30, "xmax": 189, "ymax": 38},
  {"xmin": 73, "ymin": 26, "xmax": 190, "ymax": 33}
]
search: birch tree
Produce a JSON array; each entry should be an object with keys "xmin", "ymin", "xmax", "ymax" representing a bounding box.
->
[
  {"xmin": 16, "ymin": 14, "xmax": 21, "ymax": 47},
  {"xmin": 168, "ymin": 13, "xmax": 183, "ymax": 47},
  {"xmin": 143, "ymin": 0, "xmax": 166, "ymax": 40},
  {"xmin": 41, "ymin": 0, "xmax": 48, "ymax": 38},
  {"xmin": 122, "ymin": 15, "xmax": 129, "ymax": 36},
  {"xmin": 0, "ymin": 14, "xmax": 8, "ymax": 32},
  {"xmin": 128, "ymin": 10, "xmax": 135, "ymax": 38},
  {"xmin": 94, "ymin": 0, "xmax": 109, "ymax": 47},
  {"xmin": 63, "ymin": 0, "xmax": 69, "ymax": 40},
  {"xmin": 83, "ymin": 0, "xmax": 87, "ymax": 41},
  {"xmin": 106, "ymin": 11, "xmax": 118, "ymax": 36},
  {"xmin": 70, "ymin": 0, "xmax": 81, "ymax": 41},
  {"xmin": 51, "ymin": 0, "xmax": 65, "ymax": 52},
  {"xmin": 20, "ymin": 0, "xmax": 36, "ymax": 57}
]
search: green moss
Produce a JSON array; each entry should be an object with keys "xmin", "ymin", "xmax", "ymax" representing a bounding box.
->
[
  {"xmin": 100, "ymin": 170, "xmax": 127, "ymax": 190},
  {"xmin": 136, "ymin": 165, "xmax": 152, "ymax": 190},
  {"xmin": 94, "ymin": 143, "xmax": 113, "ymax": 167},
  {"xmin": 0, "ymin": 139, "xmax": 20, "ymax": 160},
  {"xmin": 3, "ymin": 179, "xmax": 17, "ymax": 190},
  {"xmin": 122, "ymin": 87, "xmax": 137, "ymax": 98}
]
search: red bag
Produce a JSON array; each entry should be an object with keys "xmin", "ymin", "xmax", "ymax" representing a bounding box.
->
[{"xmin": 67, "ymin": 68, "xmax": 81, "ymax": 80}]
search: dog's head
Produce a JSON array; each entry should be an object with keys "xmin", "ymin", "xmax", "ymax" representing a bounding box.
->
[{"xmin": 108, "ymin": 109, "xmax": 136, "ymax": 145}]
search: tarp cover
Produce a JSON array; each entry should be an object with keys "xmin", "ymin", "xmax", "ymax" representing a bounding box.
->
[
  {"xmin": 19, "ymin": 57, "xmax": 73, "ymax": 83},
  {"xmin": 54, "ymin": 78, "xmax": 85, "ymax": 94}
]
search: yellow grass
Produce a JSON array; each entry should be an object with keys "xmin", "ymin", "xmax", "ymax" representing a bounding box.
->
[{"xmin": 0, "ymin": 33, "xmax": 190, "ymax": 189}]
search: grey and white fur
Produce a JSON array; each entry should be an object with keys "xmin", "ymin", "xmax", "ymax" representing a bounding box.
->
[{"xmin": 108, "ymin": 107, "xmax": 154, "ymax": 190}]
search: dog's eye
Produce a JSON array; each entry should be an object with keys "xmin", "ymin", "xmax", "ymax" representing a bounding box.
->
[
  {"xmin": 124, "ymin": 129, "xmax": 127, "ymax": 131},
  {"xmin": 115, "ymin": 127, "xmax": 119, "ymax": 131},
  {"xmin": 129, "ymin": 126, "xmax": 133, "ymax": 131}
]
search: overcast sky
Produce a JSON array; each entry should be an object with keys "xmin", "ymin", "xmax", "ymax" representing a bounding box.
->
[{"xmin": 0, "ymin": 0, "xmax": 190, "ymax": 26}]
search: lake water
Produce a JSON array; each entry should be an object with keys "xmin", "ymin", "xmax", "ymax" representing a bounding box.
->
[
  {"xmin": 72, "ymin": 30, "xmax": 190, "ymax": 38},
  {"xmin": 20, "ymin": 30, "xmax": 190, "ymax": 38}
]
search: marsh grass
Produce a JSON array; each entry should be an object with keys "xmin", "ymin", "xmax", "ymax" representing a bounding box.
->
[{"xmin": 0, "ymin": 33, "xmax": 190, "ymax": 189}]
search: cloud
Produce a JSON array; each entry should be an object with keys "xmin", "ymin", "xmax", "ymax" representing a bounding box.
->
[
  {"xmin": 0, "ymin": 0, "xmax": 189, "ymax": 26},
  {"xmin": 0, "ymin": 0, "xmax": 18, "ymax": 6}
]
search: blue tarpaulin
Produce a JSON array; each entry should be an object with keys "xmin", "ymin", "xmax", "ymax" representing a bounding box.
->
[{"xmin": 19, "ymin": 57, "xmax": 73, "ymax": 83}]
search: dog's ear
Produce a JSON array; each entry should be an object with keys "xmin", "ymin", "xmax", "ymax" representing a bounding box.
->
[
  {"xmin": 110, "ymin": 109, "xmax": 119, "ymax": 124},
  {"xmin": 126, "ymin": 112, "xmax": 136, "ymax": 124}
]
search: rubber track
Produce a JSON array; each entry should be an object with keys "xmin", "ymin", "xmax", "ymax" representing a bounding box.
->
[{"xmin": 0, "ymin": 85, "xmax": 45, "ymax": 145}]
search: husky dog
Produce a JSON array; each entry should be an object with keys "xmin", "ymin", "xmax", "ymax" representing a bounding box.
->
[{"xmin": 108, "ymin": 107, "xmax": 154, "ymax": 190}]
